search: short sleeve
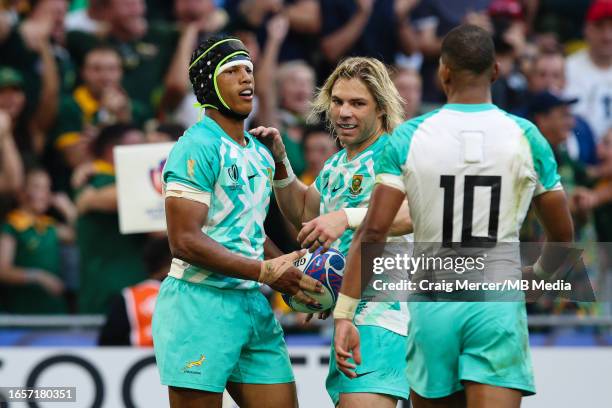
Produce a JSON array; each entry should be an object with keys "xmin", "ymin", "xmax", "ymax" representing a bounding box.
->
[
  {"xmin": 510, "ymin": 115, "xmax": 562, "ymax": 195},
  {"xmin": 163, "ymin": 134, "xmax": 220, "ymax": 193},
  {"xmin": 374, "ymin": 120, "xmax": 420, "ymax": 193}
]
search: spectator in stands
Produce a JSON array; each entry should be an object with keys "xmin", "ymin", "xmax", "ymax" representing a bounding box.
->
[
  {"xmin": 65, "ymin": 0, "xmax": 108, "ymax": 34},
  {"xmin": 392, "ymin": 67, "xmax": 423, "ymax": 119},
  {"xmin": 98, "ymin": 236, "xmax": 171, "ymax": 346},
  {"xmin": 529, "ymin": 49, "xmax": 566, "ymax": 94},
  {"xmin": 530, "ymin": 91, "xmax": 578, "ymax": 167},
  {"xmin": 0, "ymin": 59, "xmax": 58, "ymax": 166},
  {"xmin": 299, "ymin": 124, "xmax": 337, "ymax": 186},
  {"xmin": 75, "ymin": 123, "xmax": 147, "ymax": 314},
  {"xmin": 174, "ymin": 0, "xmax": 227, "ymax": 32},
  {"xmin": 518, "ymin": 50, "xmax": 599, "ymax": 165},
  {"xmin": 491, "ymin": 37, "xmax": 528, "ymax": 111},
  {"xmin": 320, "ymin": 0, "xmax": 417, "ymax": 76},
  {"xmin": 0, "ymin": 0, "xmax": 71, "ymax": 105},
  {"xmin": 67, "ymin": 0, "xmax": 181, "ymax": 118},
  {"xmin": 226, "ymin": 0, "xmax": 321, "ymax": 63},
  {"xmin": 46, "ymin": 46, "xmax": 148, "ymax": 193},
  {"xmin": 271, "ymin": 60, "xmax": 316, "ymax": 176},
  {"xmin": 573, "ymin": 128, "xmax": 612, "ymax": 241},
  {"xmin": 0, "ymin": 168, "xmax": 76, "ymax": 314},
  {"xmin": 254, "ymin": 13, "xmax": 313, "ymax": 175},
  {"xmin": 528, "ymin": 91, "xmax": 598, "ymax": 240},
  {"xmin": 565, "ymin": 0, "xmax": 612, "ymax": 141},
  {"xmin": 0, "ymin": 89, "xmax": 23, "ymax": 195},
  {"xmin": 160, "ymin": 0, "xmax": 227, "ymax": 119},
  {"xmin": 410, "ymin": 0, "xmax": 492, "ymax": 103}
]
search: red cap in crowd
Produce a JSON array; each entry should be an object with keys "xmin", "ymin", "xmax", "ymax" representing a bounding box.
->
[
  {"xmin": 586, "ymin": 0, "xmax": 612, "ymax": 22},
  {"xmin": 488, "ymin": 0, "xmax": 523, "ymax": 19}
]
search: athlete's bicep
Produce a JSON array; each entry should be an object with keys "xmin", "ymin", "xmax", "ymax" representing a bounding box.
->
[
  {"xmin": 532, "ymin": 189, "xmax": 574, "ymax": 242},
  {"xmin": 303, "ymin": 184, "xmax": 321, "ymax": 222},
  {"xmin": 165, "ymin": 197, "xmax": 209, "ymax": 257},
  {"xmin": 389, "ymin": 199, "xmax": 413, "ymax": 236},
  {"xmin": 361, "ymin": 184, "xmax": 406, "ymax": 240}
]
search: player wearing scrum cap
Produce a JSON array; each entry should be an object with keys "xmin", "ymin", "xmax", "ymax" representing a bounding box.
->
[
  {"xmin": 152, "ymin": 35, "xmax": 322, "ymax": 408},
  {"xmin": 253, "ymin": 57, "xmax": 413, "ymax": 408}
]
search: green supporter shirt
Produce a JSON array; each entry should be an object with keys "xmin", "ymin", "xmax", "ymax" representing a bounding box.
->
[
  {"xmin": 76, "ymin": 161, "xmax": 147, "ymax": 314},
  {"xmin": 0, "ymin": 27, "xmax": 76, "ymax": 103},
  {"xmin": 0, "ymin": 210, "xmax": 67, "ymax": 314},
  {"xmin": 46, "ymin": 86, "xmax": 149, "ymax": 194},
  {"xmin": 66, "ymin": 24, "xmax": 179, "ymax": 114}
]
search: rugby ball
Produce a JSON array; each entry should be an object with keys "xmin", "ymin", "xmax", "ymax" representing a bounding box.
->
[{"xmin": 282, "ymin": 248, "xmax": 345, "ymax": 313}]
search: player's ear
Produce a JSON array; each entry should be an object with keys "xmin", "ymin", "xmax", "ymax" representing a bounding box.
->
[
  {"xmin": 438, "ymin": 58, "xmax": 451, "ymax": 87},
  {"xmin": 491, "ymin": 61, "xmax": 500, "ymax": 84}
]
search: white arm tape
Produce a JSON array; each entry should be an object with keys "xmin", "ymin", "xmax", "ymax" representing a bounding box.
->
[
  {"xmin": 375, "ymin": 173, "xmax": 406, "ymax": 193},
  {"xmin": 165, "ymin": 182, "xmax": 211, "ymax": 206},
  {"xmin": 272, "ymin": 156, "xmax": 296, "ymax": 189},
  {"xmin": 333, "ymin": 293, "xmax": 360, "ymax": 320},
  {"xmin": 343, "ymin": 208, "xmax": 368, "ymax": 230}
]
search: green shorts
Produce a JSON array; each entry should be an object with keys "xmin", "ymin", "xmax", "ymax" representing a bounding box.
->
[
  {"xmin": 407, "ymin": 300, "xmax": 535, "ymax": 398},
  {"xmin": 326, "ymin": 325, "xmax": 409, "ymax": 405},
  {"xmin": 152, "ymin": 277, "xmax": 294, "ymax": 392}
]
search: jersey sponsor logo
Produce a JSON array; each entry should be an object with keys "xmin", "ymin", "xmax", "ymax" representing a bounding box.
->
[
  {"xmin": 349, "ymin": 174, "xmax": 364, "ymax": 195},
  {"xmin": 332, "ymin": 184, "xmax": 342, "ymax": 193},
  {"xmin": 182, "ymin": 354, "xmax": 206, "ymax": 374}
]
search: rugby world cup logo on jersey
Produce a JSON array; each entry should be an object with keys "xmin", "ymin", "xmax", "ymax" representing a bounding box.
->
[
  {"xmin": 349, "ymin": 174, "xmax": 364, "ymax": 195},
  {"xmin": 226, "ymin": 163, "xmax": 241, "ymax": 190},
  {"xmin": 149, "ymin": 158, "xmax": 167, "ymax": 195}
]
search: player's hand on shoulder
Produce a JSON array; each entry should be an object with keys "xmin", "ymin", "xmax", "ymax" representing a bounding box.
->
[
  {"xmin": 249, "ymin": 126, "xmax": 286, "ymax": 161},
  {"xmin": 334, "ymin": 319, "xmax": 361, "ymax": 378},
  {"xmin": 298, "ymin": 210, "xmax": 348, "ymax": 252},
  {"xmin": 260, "ymin": 250, "xmax": 324, "ymax": 306}
]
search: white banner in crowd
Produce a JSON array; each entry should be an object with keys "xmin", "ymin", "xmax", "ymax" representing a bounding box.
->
[
  {"xmin": 0, "ymin": 347, "xmax": 611, "ymax": 407},
  {"xmin": 114, "ymin": 143, "xmax": 175, "ymax": 234}
]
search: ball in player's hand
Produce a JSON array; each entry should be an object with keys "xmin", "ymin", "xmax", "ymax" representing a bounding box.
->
[{"xmin": 282, "ymin": 248, "xmax": 345, "ymax": 313}]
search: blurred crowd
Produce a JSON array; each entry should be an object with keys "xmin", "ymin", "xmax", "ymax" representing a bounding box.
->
[{"xmin": 0, "ymin": 0, "xmax": 611, "ymax": 331}]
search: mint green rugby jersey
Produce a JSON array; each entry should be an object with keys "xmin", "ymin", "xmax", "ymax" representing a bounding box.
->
[
  {"xmin": 162, "ymin": 116, "xmax": 275, "ymax": 289},
  {"xmin": 375, "ymin": 104, "xmax": 562, "ymax": 244},
  {"xmin": 314, "ymin": 134, "xmax": 410, "ymax": 336}
]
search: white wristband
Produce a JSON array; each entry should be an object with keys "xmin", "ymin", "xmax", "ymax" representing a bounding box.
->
[
  {"xmin": 343, "ymin": 208, "xmax": 368, "ymax": 230},
  {"xmin": 333, "ymin": 292, "xmax": 360, "ymax": 320},
  {"xmin": 272, "ymin": 156, "xmax": 296, "ymax": 188}
]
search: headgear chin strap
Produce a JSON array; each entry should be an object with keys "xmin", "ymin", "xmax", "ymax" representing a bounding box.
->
[{"xmin": 189, "ymin": 38, "xmax": 253, "ymax": 120}]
